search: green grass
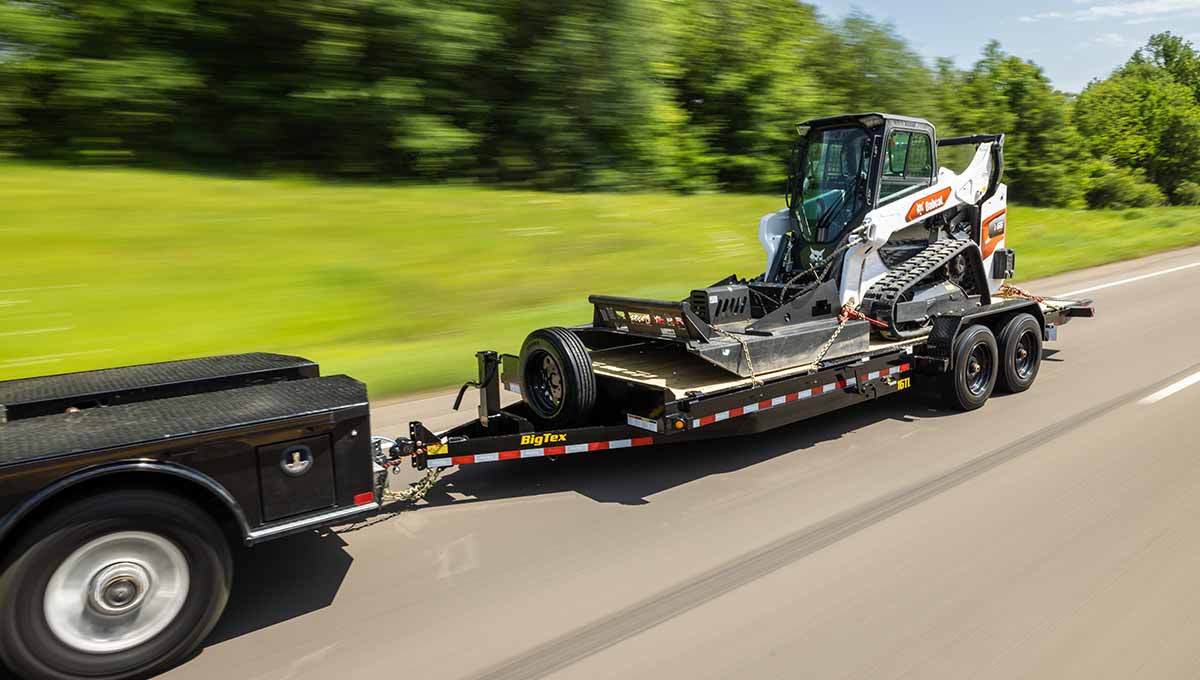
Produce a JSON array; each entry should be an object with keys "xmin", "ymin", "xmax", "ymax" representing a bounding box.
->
[{"xmin": 4, "ymin": 163, "xmax": 1200, "ymax": 396}]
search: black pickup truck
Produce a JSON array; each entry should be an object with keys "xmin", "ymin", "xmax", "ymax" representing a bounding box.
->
[{"xmin": 0, "ymin": 353, "xmax": 382, "ymax": 680}]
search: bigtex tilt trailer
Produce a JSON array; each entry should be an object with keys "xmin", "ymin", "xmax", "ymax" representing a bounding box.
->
[
  {"xmin": 394, "ymin": 113, "xmax": 1095, "ymax": 470},
  {"xmin": 0, "ymin": 113, "xmax": 1092, "ymax": 680}
]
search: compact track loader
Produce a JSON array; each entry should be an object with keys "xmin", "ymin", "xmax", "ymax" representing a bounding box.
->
[
  {"xmin": 761, "ymin": 113, "xmax": 1010, "ymax": 341},
  {"xmin": 581, "ymin": 113, "xmax": 1016, "ymax": 382}
]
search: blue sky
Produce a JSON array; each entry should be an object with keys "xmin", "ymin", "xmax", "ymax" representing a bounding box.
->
[{"xmin": 812, "ymin": 0, "xmax": 1200, "ymax": 92}]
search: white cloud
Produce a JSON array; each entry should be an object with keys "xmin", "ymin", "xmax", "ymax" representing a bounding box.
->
[
  {"xmin": 1091, "ymin": 31, "xmax": 1130, "ymax": 45},
  {"xmin": 1021, "ymin": 0, "xmax": 1200, "ymax": 21}
]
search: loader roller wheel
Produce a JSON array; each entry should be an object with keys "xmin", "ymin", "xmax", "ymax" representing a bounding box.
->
[
  {"xmin": 519, "ymin": 327, "xmax": 596, "ymax": 428},
  {"xmin": 997, "ymin": 313, "xmax": 1042, "ymax": 393},
  {"xmin": 939, "ymin": 324, "xmax": 998, "ymax": 411}
]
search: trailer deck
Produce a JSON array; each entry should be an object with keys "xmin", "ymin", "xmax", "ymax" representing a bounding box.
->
[{"xmin": 401, "ymin": 294, "xmax": 1093, "ymax": 472}]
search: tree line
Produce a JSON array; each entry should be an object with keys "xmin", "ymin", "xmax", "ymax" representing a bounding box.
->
[{"xmin": 1, "ymin": 0, "xmax": 1198, "ymax": 208}]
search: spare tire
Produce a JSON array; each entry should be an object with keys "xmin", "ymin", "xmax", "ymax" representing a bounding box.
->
[{"xmin": 519, "ymin": 327, "xmax": 596, "ymax": 428}]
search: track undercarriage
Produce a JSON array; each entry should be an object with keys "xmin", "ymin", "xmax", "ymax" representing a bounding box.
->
[{"xmin": 862, "ymin": 239, "xmax": 991, "ymax": 340}]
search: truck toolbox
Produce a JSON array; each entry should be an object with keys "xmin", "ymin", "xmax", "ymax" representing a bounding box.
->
[{"xmin": 0, "ymin": 352, "xmax": 318, "ymax": 423}]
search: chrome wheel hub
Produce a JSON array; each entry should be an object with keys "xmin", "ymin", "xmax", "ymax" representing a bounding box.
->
[
  {"xmin": 44, "ymin": 531, "xmax": 190, "ymax": 654},
  {"xmin": 88, "ymin": 562, "xmax": 150, "ymax": 615}
]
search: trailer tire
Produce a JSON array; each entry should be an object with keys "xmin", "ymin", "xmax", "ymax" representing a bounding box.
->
[
  {"xmin": 519, "ymin": 327, "xmax": 596, "ymax": 428},
  {"xmin": 997, "ymin": 313, "xmax": 1042, "ymax": 393},
  {"xmin": 0, "ymin": 489, "xmax": 232, "ymax": 680},
  {"xmin": 939, "ymin": 324, "xmax": 998, "ymax": 411}
]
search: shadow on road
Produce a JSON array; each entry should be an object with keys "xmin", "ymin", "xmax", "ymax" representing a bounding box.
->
[
  {"xmin": 198, "ymin": 388, "xmax": 956, "ymax": 648},
  {"xmin": 411, "ymin": 388, "xmax": 956, "ymax": 507},
  {"xmin": 205, "ymin": 531, "xmax": 354, "ymax": 645}
]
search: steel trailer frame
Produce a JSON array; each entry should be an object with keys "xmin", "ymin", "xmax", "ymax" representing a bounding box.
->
[{"xmin": 401, "ymin": 296, "xmax": 1094, "ymax": 472}]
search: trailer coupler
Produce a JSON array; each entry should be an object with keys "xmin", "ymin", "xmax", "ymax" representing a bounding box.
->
[{"xmin": 404, "ymin": 421, "xmax": 442, "ymax": 470}]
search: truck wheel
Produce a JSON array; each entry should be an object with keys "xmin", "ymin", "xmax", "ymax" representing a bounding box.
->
[
  {"xmin": 939, "ymin": 324, "xmax": 998, "ymax": 411},
  {"xmin": 0, "ymin": 490, "xmax": 232, "ymax": 680},
  {"xmin": 997, "ymin": 313, "xmax": 1042, "ymax": 393},
  {"xmin": 519, "ymin": 327, "xmax": 596, "ymax": 428}
]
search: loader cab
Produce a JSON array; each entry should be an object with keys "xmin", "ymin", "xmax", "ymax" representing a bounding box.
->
[
  {"xmin": 876, "ymin": 116, "xmax": 938, "ymax": 205},
  {"xmin": 788, "ymin": 113, "xmax": 938, "ymax": 234},
  {"xmin": 773, "ymin": 113, "xmax": 937, "ymax": 286}
]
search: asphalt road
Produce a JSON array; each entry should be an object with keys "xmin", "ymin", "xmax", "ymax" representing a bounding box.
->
[{"xmin": 164, "ymin": 245, "xmax": 1200, "ymax": 680}]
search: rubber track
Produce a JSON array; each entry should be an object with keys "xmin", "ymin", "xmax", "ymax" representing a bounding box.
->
[{"xmin": 862, "ymin": 239, "xmax": 978, "ymax": 340}]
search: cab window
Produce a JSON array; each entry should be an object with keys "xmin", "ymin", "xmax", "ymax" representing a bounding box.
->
[{"xmin": 879, "ymin": 131, "xmax": 934, "ymax": 203}]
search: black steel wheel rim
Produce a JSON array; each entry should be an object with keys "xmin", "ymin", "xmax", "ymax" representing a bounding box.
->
[
  {"xmin": 1014, "ymin": 329, "xmax": 1038, "ymax": 379},
  {"xmin": 965, "ymin": 342, "xmax": 993, "ymax": 396},
  {"xmin": 525, "ymin": 350, "xmax": 565, "ymax": 417}
]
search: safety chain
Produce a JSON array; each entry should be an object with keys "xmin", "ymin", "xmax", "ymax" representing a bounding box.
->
[
  {"xmin": 335, "ymin": 459, "xmax": 443, "ymax": 534},
  {"xmin": 383, "ymin": 466, "xmax": 443, "ymax": 504},
  {"xmin": 711, "ymin": 325, "xmax": 761, "ymax": 386},
  {"xmin": 811, "ymin": 298, "xmax": 858, "ymax": 367},
  {"xmin": 998, "ymin": 282, "xmax": 1044, "ymax": 303},
  {"xmin": 998, "ymin": 282, "xmax": 1066, "ymax": 312},
  {"xmin": 810, "ymin": 298, "xmax": 888, "ymax": 367}
]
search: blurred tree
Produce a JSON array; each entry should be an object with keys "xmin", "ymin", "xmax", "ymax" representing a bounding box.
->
[
  {"xmin": 1080, "ymin": 159, "xmax": 1167, "ymax": 209},
  {"xmin": 473, "ymin": 0, "xmax": 688, "ymax": 189},
  {"xmin": 1127, "ymin": 32, "xmax": 1200, "ymax": 101},
  {"xmin": 0, "ymin": 0, "xmax": 1188, "ymax": 206},
  {"xmin": 0, "ymin": 0, "xmax": 200, "ymax": 161},
  {"xmin": 940, "ymin": 42, "xmax": 1086, "ymax": 207},
  {"xmin": 663, "ymin": 0, "xmax": 826, "ymax": 191},
  {"xmin": 1075, "ymin": 63, "xmax": 1200, "ymax": 200},
  {"xmin": 811, "ymin": 12, "xmax": 937, "ymax": 120}
]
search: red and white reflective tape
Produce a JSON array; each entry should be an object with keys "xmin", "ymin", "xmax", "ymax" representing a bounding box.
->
[
  {"xmin": 691, "ymin": 363, "xmax": 911, "ymax": 429},
  {"xmin": 426, "ymin": 436, "xmax": 655, "ymax": 468}
]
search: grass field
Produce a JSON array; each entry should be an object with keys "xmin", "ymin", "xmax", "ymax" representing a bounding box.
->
[{"xmin": 5, "ymin": 163, "xmax": 1200, "ymax": 396}]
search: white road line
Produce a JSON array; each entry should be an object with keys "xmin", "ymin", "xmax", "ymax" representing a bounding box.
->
[
  {"xmin": 1140, "ymin": 370, "xmax": 1200, "ymax": 405},
  {"xmin": 1058, "ymin": 261, "xmax": 1200, "ymax": 297}
]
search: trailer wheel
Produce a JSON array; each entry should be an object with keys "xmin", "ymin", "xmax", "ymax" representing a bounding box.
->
[
  {"xmin": 997, "ymin": 313, "xmax": 1042, "ymax": 393},
  {"xmin": 939, "ymin": 324, "xmax": 998, "ymax": 411},
  {"xmin": 519, "ymin": 327, "xmax": 596, "ymax": 428},
  {"xmin": 0, "ymin": 490, "xmax": 232, "ymax": 680}
]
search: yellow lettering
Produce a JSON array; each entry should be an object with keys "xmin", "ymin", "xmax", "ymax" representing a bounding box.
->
[{"xmin": 520, "ymin": 432, "xmax": 567, "ymax": 447}]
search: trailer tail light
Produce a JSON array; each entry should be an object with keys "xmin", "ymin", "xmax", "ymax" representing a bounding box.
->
[{"xmin": 354, "ymin": 491, "xmax": 375, "ymax": 506}]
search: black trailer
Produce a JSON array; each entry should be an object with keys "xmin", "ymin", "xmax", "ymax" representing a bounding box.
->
[
  {"xmin": 397, "ymin": 293, "xmax": 1094, "ymax": 472},
  {"xmin": 0, "ymin": 353, "xmax": 383, "ymax": 680}
]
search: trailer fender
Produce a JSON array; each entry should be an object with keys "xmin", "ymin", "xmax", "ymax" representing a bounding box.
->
[{"xmin": 0, "ymin": 460, "xmax": 251, "ymax": 550}]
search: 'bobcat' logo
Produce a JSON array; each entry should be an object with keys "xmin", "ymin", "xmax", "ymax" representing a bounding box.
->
[{"xmin": 906, "ymin": 187, "xmax": 953, "ymax": 222}]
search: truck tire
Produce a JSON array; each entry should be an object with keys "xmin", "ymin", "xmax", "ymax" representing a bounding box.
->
[
  {"xmin": 519, "ymin": 327, "xmax": 596, "ymax": 428},
  {"xmin": 996, "ymin": 313, "xmax": 1042, "ymax": 393},
  {"xmin": 0, "ymin": 489, "xmax": 232, "ymax": 680},
  {"xmin": 939, "ymin": 324, "xmax": 998, "ymax": 411}
]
